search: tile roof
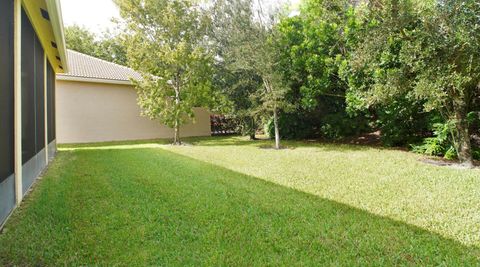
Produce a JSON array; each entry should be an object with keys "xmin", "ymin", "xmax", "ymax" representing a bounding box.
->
[{"xmin": 57, "ymin": 49, "xmax": 142, "ymax": 83}]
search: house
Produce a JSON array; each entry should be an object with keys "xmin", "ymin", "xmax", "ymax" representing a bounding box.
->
[
  {"xmin": 0, "ymin": 0, "xmax": 68, "ymax": 226},
  {"xmin": 56, "ymin": 50, "xmax": 212, "ymax": 144}
]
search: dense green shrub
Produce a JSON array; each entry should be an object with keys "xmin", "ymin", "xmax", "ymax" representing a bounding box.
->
[
  {"xmin": 473, "ymin": 149, "xmax": 480, "ymax": 161},
  {"xmin": 412, "ymin": 114, "xmax": 480, "ymax": 161},
  {"xmin": 265, "ymin": 111, "xmax": 370, "ymax": 140},
  {"xmin": 320, "ymin": 113, "xmax": 370, "ymax": 140},
  {"xmin": 375, "ymin": 98, "xmax": 434, "ymax": 147},
  {"xmin": 265, "ymin": 113, "xmax": 320, "ymax": 140},
  {"xmin": 411, "ymin": 122, "xmax": 457, "ymax": 160},
  {"xmin": 467, "ymin": 112, "xmax": 480, "ymax": 136}
]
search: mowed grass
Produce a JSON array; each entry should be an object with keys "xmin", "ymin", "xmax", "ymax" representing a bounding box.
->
[
  {"xmin": 0, "ymin": 137, "xmax": 478, "ymax": 265},
  {"xmin": 163, "ymin": 136, "xmax": 480, "ymax": 247}
]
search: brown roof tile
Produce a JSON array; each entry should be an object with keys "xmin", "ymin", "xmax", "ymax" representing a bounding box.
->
[{"xmin": 57, "ymin": 49, "xmax": 141, "ymax": 83}]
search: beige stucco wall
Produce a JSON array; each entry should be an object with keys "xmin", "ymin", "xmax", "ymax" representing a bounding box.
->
[{"xmin": 56, "ymin": 80, "xmax": 211, "ymax": 144}]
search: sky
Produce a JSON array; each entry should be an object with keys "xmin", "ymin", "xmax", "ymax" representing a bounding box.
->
[{"xmin": 60, "ymin": 0, "xmax": 301, "ymax": 34}]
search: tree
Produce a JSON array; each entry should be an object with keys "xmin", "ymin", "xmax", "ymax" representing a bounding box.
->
[
  {"xmin": 274, "ymin": 0, "xmax": 372, "ymax": 140},
  {"xmin": 64, "ymin": 25, "xmax": 128, "ymax": 66},
  {"xmin": 350, "ymin": 0, "xmax": 480, "ymax": 167},
  {"xmin": 114, "ymin": 0, "xmax": 216, "ymax": 145},
  {"xmin": 211, "ymin": 0, "xmax": 290, "ymax": 149},
  {"xmin": 95, "ymin": 30, "xmax": 128, "ymax": 66},
  {"xmin": 210, "ymin": 0, "xmax": 263, "ymax": 140},
  {"xmin": 212, "ymin": 65, "xmax": 262, "ymax": 139},
  {"xmin": 411, "ymin": 0, "xmax": 480, "ymax": 166},
  {"xmin": 65, "ymin": 25, "xmax": 97, "ymax": 55}
]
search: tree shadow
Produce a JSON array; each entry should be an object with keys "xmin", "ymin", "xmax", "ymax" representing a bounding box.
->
[
  {"xmin": 93, "ymin": 148, "xmax": 480, "ymax": 264},
  {"xmin": 59, "ymin": 136, "xmax": 392, "ymax": 153},
  {"xmin": 3, "ymin": 147, "xmax": 477, "ymax": 265},
  {"xmin": 188, "ymin": 136, "xmax": 384, "ymax": 152}
]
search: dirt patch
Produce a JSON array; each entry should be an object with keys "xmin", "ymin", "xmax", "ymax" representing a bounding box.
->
[
  {"xmin": 420, "ymin": 158, "xmax": 479, "ymax": 169},
  {"xmin": 346, "ymin": 131, "xmax": 383, "ymax": 146},
  {"xmin": 327, "ymin": 131, "xmax": 387, "ymax": 147},
  {"xmin": 165, "ymin": 142, "xmax": 193, "ymax": 147},
  {"xmin": 258, "ymin": 145, "xmax": 295, "ymax": 150}
]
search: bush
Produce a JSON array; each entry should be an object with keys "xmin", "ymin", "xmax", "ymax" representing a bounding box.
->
[
  {"xmin": 411, "ymin": 122, "xmax": 457, "ymax": 159},
  {"xmin": 265, "ymin": 112, "xmax": 320, "ymax": 140},
  {"xmin": 473, "ymin": 149, "xmax": 480, "ymax": 160},
  {"xmin": 265, "ymin": 111, "xmax": 370, "ymax": 140},
  {"xmin": 375, "ymin": 98, "xmax": 433, "ymax": 147},
  {"xmin": 320, "ymin": 113, "xmax": 370, "ymax": 140}
]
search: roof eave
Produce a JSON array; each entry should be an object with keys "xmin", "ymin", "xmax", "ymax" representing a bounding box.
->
[
  {"xmin": 57, "ymin": 75, "xmax": 133, "ymax": 85},
  {"xmin": 45, "ymin": 0, "xmax": 68, "ymax": 73}
]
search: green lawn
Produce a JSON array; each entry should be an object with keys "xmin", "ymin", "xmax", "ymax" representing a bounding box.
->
[{"xmin": 1, "ymin": 137, "xmax": 479, "ymax": 265}]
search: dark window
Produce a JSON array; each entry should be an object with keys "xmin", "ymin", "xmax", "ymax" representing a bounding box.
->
[
  {"xmin": 47, "ymin": 62, "xmax": 56, "ymax": 143},
  {"xmin": 21, "ymin": 9, "xmax": 36, "ymax": 163},
  {"xmin": 0, "ymin": 0, "xmax": 15, "ymax": 182},
  {"xmin": 21, "ymin": 9, "xmax": 46, "ymax": 162},
  {"xmin": 35, "ymin": 35, "xmax": 45, "ymax": 153},
  {"xmin": 40, "ymin": 8, "xmax": 50, "ymax": 21}
]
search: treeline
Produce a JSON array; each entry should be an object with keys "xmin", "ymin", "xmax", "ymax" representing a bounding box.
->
[
  {"xmin": 64, "ymin": 25, "xmax": 127, "ymax": 66},
  {"xmin": 211, "ymin": 0, "xmax": 480, "ymax": 166},
  {"xmin": 65, "ymin": 0, "xmax": 480, "ymax": 166}
]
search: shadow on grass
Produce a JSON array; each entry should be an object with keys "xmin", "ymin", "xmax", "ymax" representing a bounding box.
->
[
  {"xmin": 58, "ymin": 138, "xmax": 173, "ymax": 149},
  {"xmin": 189, "ymin": 136, "xmax": 385, "ymax": 152},
  {"xmin": 59, "ymin": 136, "xmax": 390, "ymax": 153},
  {"xmin": 1, "ymin": 147, "xmax": 478, "ymax": 265}
]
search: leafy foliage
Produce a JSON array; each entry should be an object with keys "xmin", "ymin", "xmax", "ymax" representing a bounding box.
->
[
  {"xmin": 265, "ymin": 112, "xmax": 320, "ymax": 140},
  {"xmin": 211, "ymin": 0, "xmax": 291, "ymax": 148},
  {"xmin": 265, "ymin": 110, "xmax": 370, "ymax": 140},
  {"xmin": 374, "ymin": 97, "xmax": 432, "ymax": 146},
  {"xmin": 347, "ymin": 0, "xmax": 480, "ymax": 164},
  {"xmin": 268, "ymin": 0, "xmax": 373, "ymax": 141},
  {"xmin": 210, "ymin": 0, "xmax": 480, "ymax": 163},
  {"xmin": 115, "ymin": 0, "xmax": 219, "ymax": 144},
  {"xmin": 64, "ymin": 25, "xmax": 127, "ymax": 66},
  {"xmin": 412, "ymin": 122, "xmax": 457, "ymax": 159}
]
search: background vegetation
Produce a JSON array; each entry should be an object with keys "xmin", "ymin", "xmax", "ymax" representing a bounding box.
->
[{"xmin": 64, "ymin": 0, "xmax": 480, "ymax": 166}]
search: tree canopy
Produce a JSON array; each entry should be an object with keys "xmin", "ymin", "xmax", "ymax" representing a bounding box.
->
[
  {"xmin": 208, "ymin": 0, "xmax": 479, "ymax": 164},
  {"xmin": 64, "ymin": 25, "xmax": 127, "ymax": 66},
  {"xmin": 114, "ymin": 0, "xmax": 219, "ymax": 144},
  {"xmin": 87, "ymin": 0, "xmax": 480, "ymax": 164}
]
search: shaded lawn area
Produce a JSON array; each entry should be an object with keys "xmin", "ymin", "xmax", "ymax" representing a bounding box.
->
[
  {"xmin": 0, "ymin": 138, "xmax": 478, "ymax": 265},
  {"xmin": 164, "ymin": 136, "xmax": 480, "ymax": 247}
]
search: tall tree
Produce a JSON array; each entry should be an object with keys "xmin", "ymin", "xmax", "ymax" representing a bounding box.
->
[
  {"xmin": 64, "ymin": 25, "xmax": 97, "ymax": 54},
  {"xmin": 210, "ymin": 0, "xmax": 263, "ymax": 140},
  {"xmin": 274, "ymin": 0, "xmax": 373, "ymax": 140},
  {"xmin": 65, "ymin": 25, "xmax": 128, "ymax": 66},
  {"xmin": 115, "ymin": 0, "xmax": 216, "ymax": 145},
  {"xmin": 212, "ymin": 65, "xmax": 262, "ymax": 139},
  {"xmin": 350, "ymin": 0, "xmax": 480, "ymax": 167},
  {"xmin": 211, "ymin": 0, "xmax": 290, "ymax": 149}
]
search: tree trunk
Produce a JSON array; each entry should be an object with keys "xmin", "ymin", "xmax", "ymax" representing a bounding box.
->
[
  {"xmin": 273, "ymin": 107, "xmax": 280, "ymax": 149},
  {"xmin": 249, "ymin": 117, "xmax": 256, "ymax": 140},
  {"xmin": 173, "ymin": 79, "xmax": 181, "ymax": 145},
  {"xmin": 174, "ymin": 122, "xmax": 181, "ymax": 145},
  {"xmin": 454, "ymin": 107, "xmax": 473, "ymax": 167}
]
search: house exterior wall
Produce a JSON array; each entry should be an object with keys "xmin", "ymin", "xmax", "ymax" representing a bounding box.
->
[
  {"xmin": 0, "ymin": 0, "xmax": 16, "ymax": 228},
  {"xmin": 1, "ymin": 0, "xmax": 63, "ymax": 228},
  {"xmin": 56, "ymin": 80, "xmax": 212, "ymax": 144}
]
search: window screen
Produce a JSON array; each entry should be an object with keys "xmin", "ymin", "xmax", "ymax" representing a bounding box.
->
[
  {"xmin": 0, "ymin": 0, "xmax": 14, "ymax": 182},
  {"xmin": 47, "ymin": 62, "xmax": 56, "ymax": 143},
  {"xmin": 21, "ymin": 9, "xmax": 46, "ymax": 163},
  {"xmin": 21, "ymin": 9, "xmax": 36, "ymax": 163},
  {"xmin": 35, "ymin": 35, "xmax": 45, "ymax": 152}
]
